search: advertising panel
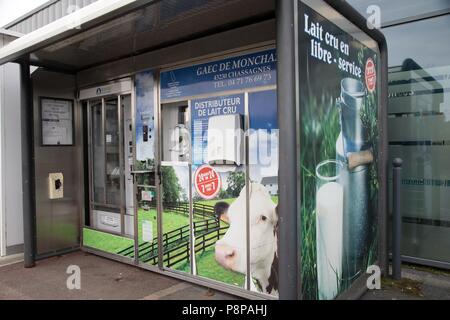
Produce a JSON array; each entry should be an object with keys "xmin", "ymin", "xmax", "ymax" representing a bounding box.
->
[
  {"xmin": 134, "ymin": 70, "xmax": 158, "ymax": 266},
  {"xmin": 190, "ymin": 94, "xmax": 247, "ymax": 288},
  {"xmin": 160, "ymin": 49, "xmax": 276, "ymax": 101},
  {"xmin": 298, "ymin": 0, "xmax": 380, "ymax": 300},
  {"xmin": 248, "ymin": 90, "xmax": 279, "ymax": 296},
  {"xmin": 159, "ymin": 49, "xmax": 279, "ymax": 295}
]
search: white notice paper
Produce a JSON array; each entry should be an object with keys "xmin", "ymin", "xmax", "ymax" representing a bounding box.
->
[
  {"xmin": 142, "ymin": 220, "xmax": 153, "ymax": 242},
  {"xmin": 41, "ymin": 98, "xmax": 73, "ymax": 145}
]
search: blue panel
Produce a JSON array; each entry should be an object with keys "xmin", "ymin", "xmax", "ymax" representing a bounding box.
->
[
  {"xmin": 191, "ymin": 94, "xmax": 245, "ymax": 166},
  {"xmin": 161, "ymin": 49, "xmax": 277, "ymax": 100}
]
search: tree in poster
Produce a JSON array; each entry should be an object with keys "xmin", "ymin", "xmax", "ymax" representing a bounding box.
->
[
  {"xmin": 161, "ymin": 166, "xmax": 182, "ymax": 204},
  {"xmin": 226, "ymin": 171, "xmax": 245, "ymax": 198}
]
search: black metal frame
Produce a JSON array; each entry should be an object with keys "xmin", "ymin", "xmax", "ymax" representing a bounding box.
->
[
  {"xmin": 20, "ymin": 61, "xmax": 36, "ymax": 268},
  {"xmin": 276, "ymin": 0, "xmax": 388, "ymax": 300},
  {"xmin": 276, "ymin": 0, "xmax": 298, "ymax": 300}
]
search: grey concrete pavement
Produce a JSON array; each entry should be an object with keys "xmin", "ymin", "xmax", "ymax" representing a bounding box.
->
[
  {"xmin": 2, "ymin": 252, "xmax": 449, "ymax": 300},
  {"xmin": 0, "ymin": 251, "xmax": 240, "ymax": 300},
  {"xmin": 362, "ymin": 264, "xmax": 450, "ymax": 300}
]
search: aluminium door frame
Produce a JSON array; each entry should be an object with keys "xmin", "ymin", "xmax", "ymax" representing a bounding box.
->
[{"xmin": 81, "ymin": 79, "xmax": 135, "ymax": 242}]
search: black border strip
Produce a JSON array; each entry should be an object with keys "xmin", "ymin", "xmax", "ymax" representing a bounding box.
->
[{"xmin": 403, "ymin": 216, "xmax": 450, "ymax": 228}]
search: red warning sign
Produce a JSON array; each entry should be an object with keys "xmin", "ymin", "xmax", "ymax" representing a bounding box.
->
[
  {"xmin": 365, "ymin": 58, "xmax": 376, "ymax": 93},
  {"xmin": 194, "ymin": 165, "xmax": 221, "ymax": 200}
]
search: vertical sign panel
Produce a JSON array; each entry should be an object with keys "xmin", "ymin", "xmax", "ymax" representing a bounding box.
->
[
  {"xmin": 298, "ymin": 0, "xmax": 381, "ymax": 300},
  {"xmin": 159, "ymin": 49, "xmax": 279, "ymax": 295},
  {"xmin": 248, "ymin": 90, "xmax": 279, "ymax": 296},
  {"xmin": 191, "ymin": 94, "xmax": 247, "ymax": 289},
  {"xmin": 135, "ymin": 70, "xmax": 158, "ymax": 266}
]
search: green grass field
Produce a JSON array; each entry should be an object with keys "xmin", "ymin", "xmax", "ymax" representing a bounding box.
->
[
  {"xmin": 83, "ymin": 194, "xmax": 279, "ymax": 286},
  {"xmin": 83, "ymin": 228, "xmax": 134, "ymax": 254},
  {"xmin": 179, "ymin": 248, "xmax": 245, "ymax": 287},
  {"xmin": 83, "ymin": 208, "xmax": 193, "ymax": 255}
]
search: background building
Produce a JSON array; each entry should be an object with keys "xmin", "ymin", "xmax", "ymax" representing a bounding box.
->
[{"xmin": 348, "ymin": 0, "xmax": 450, "ymax": 269}]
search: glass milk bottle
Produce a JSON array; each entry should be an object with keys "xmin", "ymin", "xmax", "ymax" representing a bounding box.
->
[{"xmin": 316, "ymin": 160, "xmax": 344, "ymax": 300}]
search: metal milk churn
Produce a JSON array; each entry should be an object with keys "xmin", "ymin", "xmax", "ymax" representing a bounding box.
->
[{"xmin": 336, "ymin": 78, "xmax": 370, "ymax": 286}]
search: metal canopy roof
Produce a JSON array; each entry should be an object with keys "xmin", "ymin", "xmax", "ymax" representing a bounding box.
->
[
  {"xmin": 0, "ymin": 0, "xmax": 275, "ymax": 72},
  {"xmin": 3, "ymin": 0, "xmax": 100, "ymax": 34}
]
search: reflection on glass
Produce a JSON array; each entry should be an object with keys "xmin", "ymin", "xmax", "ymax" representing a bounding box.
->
[
  {"xmin": 91, "ymin": 100, "xmax": 105, "ymax": 203},
  {"xmin": 105, "ymin": 98, "xmax": 121, "ymax": 206},
  {"xmin": 87, "ymin": 96, "xmax": 134, "ymax": 258},
  {"xmin": 315, "ymin": 160, "xmax": 343, "ymax": 300},
  {"xmin": 347, "ymin": 0, "xmax": 450, "ymax": 27},
  {"xmin": 386, "ymin": 15, "xmax": 450, "ymax": 264},
  {"xmin": 161, "ymin": 102, "xmax": 190, "ymax": 162}
]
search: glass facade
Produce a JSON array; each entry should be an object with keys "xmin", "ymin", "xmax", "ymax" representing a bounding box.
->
[
  {"xmin": 348, "ymin": 0, "xmax": 450, "ymax": 269},
  {"xmin": 348, "ymin": 0, "xmax": 450, "ymax": 26},
  {"xmin": 383, "ymin": 14, "xmax": 450, "ymax": 267}
]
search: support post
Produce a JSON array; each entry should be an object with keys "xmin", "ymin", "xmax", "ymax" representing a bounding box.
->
[
  {"xmin": 392, "ymin": 158, "xmax": 402, "ymax": 280},
  {"xmin": 19, "ymin": 61, "xmax": 36, "ymax": 268},
  {"xmin": 276, "ymin": 0, "xmax": 298, "ymax": 300}
]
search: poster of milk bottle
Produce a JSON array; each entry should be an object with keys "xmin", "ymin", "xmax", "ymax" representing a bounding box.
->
[{"xmin": 297, "ymin": 0, "xmax": 380, "ymax": 300}]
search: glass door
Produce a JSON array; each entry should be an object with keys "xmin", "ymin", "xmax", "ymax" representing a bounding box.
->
[{"xmin": 83, "ymin": 94, "xmax": 136, "ymax": 258}]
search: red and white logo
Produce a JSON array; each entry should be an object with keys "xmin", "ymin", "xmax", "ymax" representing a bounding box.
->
[
  {"xmin": 365, "ymin": 58, "xmax": 376, "ymax": 93},
  {"xmin": 194, "ymin": 165, "xmax": 221, "ymax": 200}
]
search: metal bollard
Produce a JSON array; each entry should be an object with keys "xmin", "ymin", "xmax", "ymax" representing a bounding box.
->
[{"xmin": 392, "ymin": 158, "xmax": 403, "ymax": 280}]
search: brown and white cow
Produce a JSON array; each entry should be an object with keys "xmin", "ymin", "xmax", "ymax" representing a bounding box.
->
[{"xmin": 214, "ymin": 182, "xmax": 279, "ymax": 295}]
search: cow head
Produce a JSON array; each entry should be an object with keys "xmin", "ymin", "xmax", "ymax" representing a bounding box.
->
[{"xmin": 215, "ymin": 182, "xmax": 278, "ymax": 295}]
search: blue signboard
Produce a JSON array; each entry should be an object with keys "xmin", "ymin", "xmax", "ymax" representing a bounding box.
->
[
  {"xmin": 191, "ymin": 94, "xmax": 245, "ymax": 165},
  {"xmin": 161, "ymin": 49, "xmax": 277, "ymax": 100}
]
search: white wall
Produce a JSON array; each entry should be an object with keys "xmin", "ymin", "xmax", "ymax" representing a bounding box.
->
[
  {"xmin": 0, "ymin": 35, "xmax": 4, "ymax": 256},
  {"xmin": 0, "ymin": 33, "xmax": 23, "ymax": 256},
  {"xmin": 3, "ymin": 62, "xmax": 23, "ymax": 251}
]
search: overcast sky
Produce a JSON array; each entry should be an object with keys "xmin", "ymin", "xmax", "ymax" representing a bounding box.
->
[{"xmin": 0, "ymin": 0, "xmax": 48, "ymax": 28}]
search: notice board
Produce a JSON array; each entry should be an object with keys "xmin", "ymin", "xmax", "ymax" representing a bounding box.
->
[{"xmin": 40, "ymin": 98, "xmax": 74, "ymax": 146}]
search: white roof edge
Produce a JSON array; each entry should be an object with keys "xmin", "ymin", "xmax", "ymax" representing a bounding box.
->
[
  {"xmin": 0, "ymin": 29, "xmax": 24, "ymax": 38},
  {"xmin": 0, "ymin": 0, "xmax": 153, "ymax": 66}
]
